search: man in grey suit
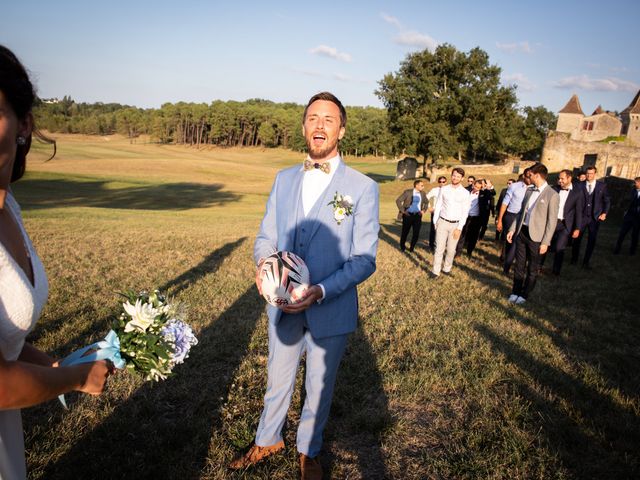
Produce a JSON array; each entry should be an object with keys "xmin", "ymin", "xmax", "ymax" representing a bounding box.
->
[
  {"xmin": 506, "ymin": 163, "xmax": 559, "ymax": 305},
  {"xmin": 396, "ymin": 179, "xmax": 428, "ymax": 252},
  {"xmin": 230, "ymin": 92, "xmax": 379, "ymax": 480}
]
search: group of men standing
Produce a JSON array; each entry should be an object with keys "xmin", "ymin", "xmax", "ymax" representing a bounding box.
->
[{"xmin": 396, "ymin": 163, "xmax": 639, "ymax": 306}]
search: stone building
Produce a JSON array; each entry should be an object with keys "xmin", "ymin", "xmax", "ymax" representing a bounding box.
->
[
  {"xmin": 621, "ymin": 90, "xmax": 640, "ymax": 145},
  {"xmin": 542, "ymin": 90, "xmax": 640, "ymax": 180}
]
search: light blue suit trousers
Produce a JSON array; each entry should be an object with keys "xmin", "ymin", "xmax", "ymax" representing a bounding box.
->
[{"xmin": 252, "ymin": 158, "xmax": 379, "ymax": 456}]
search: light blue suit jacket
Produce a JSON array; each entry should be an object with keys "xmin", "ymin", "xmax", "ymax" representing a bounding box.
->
[{"xmin": 254, "ymin": 159, "xmax": 379, "ymax": 339}]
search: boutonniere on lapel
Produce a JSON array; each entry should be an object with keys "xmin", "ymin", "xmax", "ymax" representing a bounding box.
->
[{"xmin": 328, "ymin": 192, "xmax": 354, "ymax": 225}]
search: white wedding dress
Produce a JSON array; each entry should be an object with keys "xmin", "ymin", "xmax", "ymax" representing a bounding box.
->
[{"xmin": 0, "ymin": 191, "xmax": 48, "ymax": 480}]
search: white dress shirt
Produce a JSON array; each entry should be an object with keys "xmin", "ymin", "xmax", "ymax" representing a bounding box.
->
[
  {"xmin": 557, "ymin": 185, "xmax": 571, "ymax": 220},
  {"xmin": 300, "ymin": 154, "xmax": 341, "ymax": 300},
  {"xmin": 302, "ymin": 155, "xmax": 340, "ymax": 216},
  {"xmin": 433, "ymin": 184, "xmax": 471, "ymax": 230}
]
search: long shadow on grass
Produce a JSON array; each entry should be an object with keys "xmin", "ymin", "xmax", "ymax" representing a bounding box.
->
[
  {"xmin": 13, "ymin": 178, "xmax": 240, "ymax": 211},
  {"xmin": 161, "ymin": 237, "xmax": 247, "ymax": 296},
  {"xmin": 475, "ymin": 322, "xmax": 640, "ymax": 479},
  {"xmin": 35, "ymin": 238, "xmax": 247, "ymax": 360},
  {"xmin": 24, "ymin": 238, "xmax": 248, "ymax": 477},
  {"xmin": 325, "ymin": 326, "xmax": 393, "ymax": 479},
  {"xmin": 38, "ymin": 282, "xmax": 263, "ymax": 479},
  {"xmin": 379, "ymin": 223, "xmax": 432, "ymax": 274}
]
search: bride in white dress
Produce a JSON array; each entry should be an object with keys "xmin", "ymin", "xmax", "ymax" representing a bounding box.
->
[{"xmin": 0, "ymin": 45, "xmax": 112, "ymax": 480}]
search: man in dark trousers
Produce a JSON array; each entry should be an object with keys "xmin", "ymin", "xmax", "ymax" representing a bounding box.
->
[
  {"xmin": 506, "ymin": 163, "xmax": 559, "ymax": 305},
  {"xmin": 396, "ymin": 179, "xmax": 428, "ymax": 252},
  {"xmin": 496, "ymin": 178, "xmax": 515, "ymax": 241},
  {"xmin": 478, "ymin": 178, "xmax": 496, "ymax": 240},
  {"xmin": 571, "ymin": 165, "xmax": 611, "ymax": 268},
  {"xmin": 614, "ymin": 176, "xmax": 640, "ymax": 256},
  {"xmin": 541, "ymin": 169, "xmax": 583, "ymax": 275}
]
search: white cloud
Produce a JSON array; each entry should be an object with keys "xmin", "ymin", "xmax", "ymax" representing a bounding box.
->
[
  {"xmin": 380, "ymin": 12, "xmax": 438, "ymax": 52},
  {"xmin": 309, "ymin": 45, "xmax": 352, "ymax": 63},
  {"xmin": 496, "ymin": 41, "xmax": 533, "ymax": 54},
  {"xmin": 503, "ymin": 73, "xmax": 535, "ymax": 92},
  {"xmin": 552, "ymin": 75, "xmax": 639, "ymax": 92},
  {"xmin": 380, "ymin": 12, "xmax": 403, "ymax": 29},
  {"xmin": 394, "ymin": 31, "xmax": 438, "ymax": 51}
]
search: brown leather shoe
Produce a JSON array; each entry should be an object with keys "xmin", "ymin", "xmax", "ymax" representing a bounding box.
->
[
  {"xmin": 228, "ymin": 440, "xmax": 284, "ymax": 470},
  {"xmin": 300, "ymin": 453, "xmax": 322, "ymax": 480}
]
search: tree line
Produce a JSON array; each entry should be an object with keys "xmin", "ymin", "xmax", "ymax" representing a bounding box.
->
[
  {"xmin": 34, "ymin": 97, "xmax": 393, "ymax": 157},
  {"xmin": 34, "ymin": 44, "xmax": 556, "ymax": 163}
]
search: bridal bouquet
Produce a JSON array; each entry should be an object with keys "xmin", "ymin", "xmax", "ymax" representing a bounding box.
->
[
  {"xmin": 114, "ymin": 289, "xmax": 198, "ymax": 381},
  {"xmin": 58, "ymin": 289, "xmax": 198, "ymax": 406}
]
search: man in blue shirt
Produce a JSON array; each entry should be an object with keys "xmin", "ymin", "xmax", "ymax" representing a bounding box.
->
[
  {"xmin": 496, "ymin": 167, "xmax": 532, "ymax": 273},
  {"xmin": 396, "ymin": 179, "xmax": 428, "ymax": 252}
]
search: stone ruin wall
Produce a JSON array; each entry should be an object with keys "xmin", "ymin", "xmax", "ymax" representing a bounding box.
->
[{"xmin": 541, "ymin": 131, "xmax": 640, "ymax": 179}]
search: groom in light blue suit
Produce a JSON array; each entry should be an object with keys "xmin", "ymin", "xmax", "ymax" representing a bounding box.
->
[{"xmin": 229, "ymin": 92, "xmax": 379, "ymax": 479}]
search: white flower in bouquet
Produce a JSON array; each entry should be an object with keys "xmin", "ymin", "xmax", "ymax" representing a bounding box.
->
[{"xmin": 122, "ymin": 299, "xmax": 160, "ymax": 333}]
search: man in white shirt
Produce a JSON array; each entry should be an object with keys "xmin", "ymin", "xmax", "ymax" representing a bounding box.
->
[
  {"xmin": 506, "ymin": 163, "xmax": 559, "ymax": 304},
  {"xmin": 426, "ymin": 176, "xmax": 447, "ymax": 252},
  {"xmin": 431, "ymin": 168, "xmax": 470, "ymax": 276}
]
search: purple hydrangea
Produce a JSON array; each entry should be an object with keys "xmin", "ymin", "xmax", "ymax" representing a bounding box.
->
[{"xmin": 161, "ymin": 319, "xmax": 198, "ymax": 366}]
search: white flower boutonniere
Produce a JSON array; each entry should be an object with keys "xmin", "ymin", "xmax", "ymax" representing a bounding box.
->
[{"xmin": 328, "ymin": 192, "xmax": 354, "ymax": 225}]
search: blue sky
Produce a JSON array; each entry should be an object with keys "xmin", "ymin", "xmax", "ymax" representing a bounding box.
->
[{"xmin": 2, "ymin": 0, "xmax": 639, "ymax": 115}]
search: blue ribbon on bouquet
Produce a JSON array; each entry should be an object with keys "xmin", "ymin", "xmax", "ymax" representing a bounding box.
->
[{"xmin": 57, "ymin": 330, "xmax": 126, "ymax": 408}]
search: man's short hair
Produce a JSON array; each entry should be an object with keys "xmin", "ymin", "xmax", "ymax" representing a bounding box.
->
[
  {"xmin": 468, "ymin": 175, "xmax": 476, "ymax": 181},
  {"xmin": 413, "ymin": 179, "xmax": 423, "ymax": 187},
  {"xmin": 586, "ymin": 165, "xmax": 597, "ymax": 173},
  {"xmin": 529, "ymin": 162, "xmax": 548, "ymax": 179},
  {"xmin": 559, "ymin": 169, "xmax": 573, "ymax": 177},
  {"xmin": 508, "ymin": 178, "xmax": 516, "ymax": 183},
  {"xmin": 635, "ymin": 176, "xmax": 640, "ymax": 182},
  {"xmin": 452, "ymin": 167, "xmax": 465, "ymax": 177},
  {"xmin": 437, "ymin": 175, "xmax": 447, "ymax": 182},
  {"xmin": 303, "ymin": 91, "xmax": 347, "ymax": 127}
]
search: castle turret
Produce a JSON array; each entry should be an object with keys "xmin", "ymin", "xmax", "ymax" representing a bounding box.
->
[
  {"xmin": 556, "ymin": 94, "xmax": 584, "ymax": 139},
  {"xmin": 621, "ymin": 90, "xmax": 640, "ymax": 145}
]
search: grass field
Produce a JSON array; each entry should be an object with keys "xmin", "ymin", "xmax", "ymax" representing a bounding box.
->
[{"xmin": 13, "ymin": 134, "xmax": 640, "ymax": 479}]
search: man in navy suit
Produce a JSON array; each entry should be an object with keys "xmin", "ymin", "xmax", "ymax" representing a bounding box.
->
[
  {"xmin": 571, "ymin": 165, "xmax": 611, "ymax": 268},
  {"xmin": 541, "ymin": 170, "xmax": 583, "ymax": 275},
  {"xmin": 230, "ymin": 92, "xmax": 379, "ymax": 479},
  {"xmin": 614, "ymin": 176, "xmax": 640, "ymax": 256}
]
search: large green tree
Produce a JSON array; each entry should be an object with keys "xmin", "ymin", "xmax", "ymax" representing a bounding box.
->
[{"xmin": 376, "ymin": 44, "xmax": 519, "ymax": 167}]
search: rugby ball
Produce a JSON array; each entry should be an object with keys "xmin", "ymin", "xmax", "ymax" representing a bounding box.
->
[{"xmin": 258, "ymin": 251, "xmax": 310, "ymax": 306}]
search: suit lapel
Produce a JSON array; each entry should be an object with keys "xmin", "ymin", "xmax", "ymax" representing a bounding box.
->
[{"xmin": 307, "ymin": 161, "xmax": 347, "ymax": 243}]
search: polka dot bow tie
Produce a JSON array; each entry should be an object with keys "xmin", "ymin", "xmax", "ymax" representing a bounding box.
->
[{"xmin": 304, "ymin": 160, "xmax": 331, "ymax": 174}]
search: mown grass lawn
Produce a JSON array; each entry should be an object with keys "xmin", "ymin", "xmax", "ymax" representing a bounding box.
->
[{"xmin": 14, "ymin": 135, "xmax": 639, "ymax": 479}]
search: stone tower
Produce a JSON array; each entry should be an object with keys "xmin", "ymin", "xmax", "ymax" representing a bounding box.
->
[
  {"xmin": 621, "ymin": 90, "xmax": 640, "ymax": 145},
  {"xmin": 556, "ymin": 94, "xmax": 584, "ymax": 139}
]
